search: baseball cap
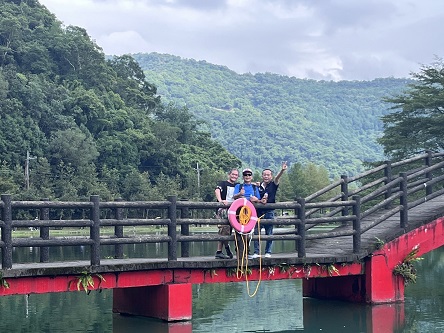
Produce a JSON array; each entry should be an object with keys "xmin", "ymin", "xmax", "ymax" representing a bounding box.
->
[{"xmin": 242, "ymin": 168, "xmax": 253, "ymax": 175}]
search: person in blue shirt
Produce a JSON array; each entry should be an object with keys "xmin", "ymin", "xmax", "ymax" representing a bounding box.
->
[
  {"xmin": 232, "ymin": 168, "xmax": 261, "ymax": 202},
  {"xmin": 232, "ymin": 168, "xmax": 261, "ymax": 259}
]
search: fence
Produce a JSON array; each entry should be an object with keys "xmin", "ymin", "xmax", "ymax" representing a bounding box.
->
[{"xmin": 1, "ymin": 152, "xmax": 444, "ymax": 268}]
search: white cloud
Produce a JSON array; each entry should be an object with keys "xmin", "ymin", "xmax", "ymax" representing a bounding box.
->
[{"xmin": 39, "ymin": 0, "xmax": 444, "ymax": 81}]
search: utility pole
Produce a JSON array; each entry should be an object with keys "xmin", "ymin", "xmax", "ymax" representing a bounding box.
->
[
  {"xmin": 24, "ymin": 150, "xmax": 37, "ymax": 190},
  {"xmin": 195, "ymin": 162, "xmax": 202, "ymax": 191}
]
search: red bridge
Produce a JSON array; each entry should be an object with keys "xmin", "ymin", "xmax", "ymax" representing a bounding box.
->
[{"xmin": 1, "ymin": 152, "xmax": 444, "ymax": 332}]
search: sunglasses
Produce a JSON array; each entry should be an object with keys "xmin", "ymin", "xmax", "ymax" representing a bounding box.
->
[{"xmin": 243, "ymin": 173, "xmax": 252, "ymax": 176}]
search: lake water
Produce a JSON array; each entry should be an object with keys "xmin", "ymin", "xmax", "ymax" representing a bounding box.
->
[{"xmin": 0, "ymin": 241, "xmax": 443, "ymax": 332}]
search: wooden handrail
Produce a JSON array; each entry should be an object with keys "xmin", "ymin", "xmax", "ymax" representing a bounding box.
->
[{"xmin": 1, "ymin": 152, "xmax": 444, "ymax": 268}]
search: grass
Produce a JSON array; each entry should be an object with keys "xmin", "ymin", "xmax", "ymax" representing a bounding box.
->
[
  {"xmin": 11, "ymin": 225, "xmax": 216, "ymax": 238},
  {"xmin": 11, "ymin": 223, "xmax": 337, "ymax": 238}
]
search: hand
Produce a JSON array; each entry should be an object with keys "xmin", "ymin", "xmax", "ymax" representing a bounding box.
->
[
  {"xmin": 260, "ymin": 197, "xmax": 267, "ymax": 204},
  {"xmin": 222, "ymin": 200, "xmax": 228, "ymax": 205},
  {"xmin": 250, "ymin": 195, "xmax": 259, "ymax": 202},
  {"xmin": 282, "ymin": 161, "xmax": 288, "ymax": 171},
  {"xmin": 240, "ymin": 187, "xmax": 245, "ymax": 196}
]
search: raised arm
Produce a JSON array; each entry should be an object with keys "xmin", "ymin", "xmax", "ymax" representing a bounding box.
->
[{"xmin": 274, "ymin": 161, "xmax": 288, "ymax": 185}]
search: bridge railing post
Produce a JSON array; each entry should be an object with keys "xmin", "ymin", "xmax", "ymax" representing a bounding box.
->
[
  {"xmin": 114, "ymin": 198, "xmax": 124, "ymax": 259},
  {"xmin": 180, "ymin": 202, "xmax": 190, "ymax": 258},
  {"xmin": 352, "ymin": 195, "xmax": 361, "ymax": 253},
  {"xmin": 90, "ymin": 195, "xmax": 101, "ymax": 266},
  {"xmin": 296, "ymin": 197, "xmax": 305, "ymax": 257},
  {"xmin": 425, "ymin": 150, "xmax": 433, "ymax": 195},
  {"xmin": 399, "ymin": 173, "xmax": 408, "ymax": 228},
  {"xmin": 384, "ymin": 161, "xmax": 392, "ymax": 209},
  {"xmin": 340, "ymin": 175, "xmax": 349, "ymax": 218},
  {"xmin": 167, "ymin": 195, "xmax": 177, "ymax": 261},
  {"xmin": 39, "ymin": 198, "xmax": 50, "ymax": 263},
  {"xmin": 1, "ymin": 194, "xmax": 12, "ymax": 269}
]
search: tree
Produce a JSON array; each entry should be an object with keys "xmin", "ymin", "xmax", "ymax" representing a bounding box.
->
[
  {"xmin": 48, "ymin": 127, "xmax": 98, "ymax": 169},
  {"xmin": 379, "ymin": 57, "xmax": 444, "ymax": 159}
]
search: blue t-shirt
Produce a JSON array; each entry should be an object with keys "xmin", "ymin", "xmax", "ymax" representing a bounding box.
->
[{"xmin": 233, "ymin": 183, "xmax": 260, "ymax": 201}]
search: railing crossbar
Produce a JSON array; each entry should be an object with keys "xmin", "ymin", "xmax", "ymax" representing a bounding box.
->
[{"xmin": 2, "ymin": 152, "xmax": 444, "ymax": 268}]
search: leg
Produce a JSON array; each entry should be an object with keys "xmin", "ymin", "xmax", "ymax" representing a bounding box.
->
[
  {"xmin": 215, "ymin": 209, "xmax": 230, "ymax": 259},
  {"xmin": 264, "ymin": 211, "xmax": 275, "ymax": 254},
  {"xmin": 253, "ymin": 224, "xmax": 260, "ymax": 254},
  {"xmin": 264, "ymin": 224, "xmax": 273, "ymax": 254},
  {"xmin": 224, "ymin": 227, "xmax": 234, "ymax": 258}
]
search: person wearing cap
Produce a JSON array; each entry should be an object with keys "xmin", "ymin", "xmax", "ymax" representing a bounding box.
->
[
  {"xmin": 231, "ymin": 168, "xmax": 261, "ymax": 258},
  {"xmin": 251, "ymin": 161, "xmax": 288, "ymax": 258},
  {"xmin": 232, "ymin": 168, "xmax": 260, "ymax": 202}
]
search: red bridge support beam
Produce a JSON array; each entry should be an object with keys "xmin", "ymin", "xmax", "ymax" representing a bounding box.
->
[
  {"xmin": 113, "ymin": 283, "xmax": 192, "ymax": 322},
  {"xmin": 304, "ymin": 216, "xmax": 444, "ymax": 305},
  {"xmin": 302, "ymin": 250, "xmax": 404, "ymax": 304}
]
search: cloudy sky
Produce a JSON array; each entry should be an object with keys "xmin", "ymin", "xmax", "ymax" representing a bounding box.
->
[{"xmin": 39, "ymin": 0, "xmax": 444, "ymax": 81}]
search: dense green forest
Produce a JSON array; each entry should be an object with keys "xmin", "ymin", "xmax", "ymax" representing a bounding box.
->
[
  {"xmin": 0, "ymin": 0, "xmax": 242, "ymax": 202},
  {"xmin": 0, "ymin": 0, "xmax": 420, "ymax": 204},
  {"xmin": 133, "ymin": 53, "xmax": 411, "ymax": 177}
]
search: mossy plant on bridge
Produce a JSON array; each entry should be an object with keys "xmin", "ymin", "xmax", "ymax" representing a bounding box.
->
[
  {"xmin": 68, "ymin": 271, "xmax": 106, "ymax": 294},
  {"xmin": 374, "ymin": 236, "xmax": 385, "ymax": 250},
  {"xmin": 393, "ymin": 245, "xmax": 423, "ymax": 284},
  {"xmin": 204, "ymin": 269, "xmax": 218, "ymax": 278},
  {"xmin": 277, "ymin": 262, "xmax": 302, "ymax": 277},
  {"xmin": 225, "ymin": 267, "xmax": 252, "ymax": 278},
  {"xmin": 0, "ymin": 272, "xmax": 9, "ymax": 289}
]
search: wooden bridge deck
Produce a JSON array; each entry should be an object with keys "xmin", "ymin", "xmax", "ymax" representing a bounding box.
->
[{"xmin": 5, "ymin": 194, "xmax": 444, "ymax": 278}]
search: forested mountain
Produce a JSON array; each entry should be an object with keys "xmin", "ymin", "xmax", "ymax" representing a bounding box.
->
[
  {"xmin": 0, "ymin": 0, "xmax": 416, "ymax": 205},
  {"xmin": 0, "ymin": 0, "xmax": 241, "ymax": 201},
  {"xmin": 133, "ymin": 53, "xmax": 411, "ymax": 177}
]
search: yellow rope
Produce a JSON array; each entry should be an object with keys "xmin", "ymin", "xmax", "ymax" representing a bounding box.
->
[
  {"xmin": 233, "ymin": 209, "xmax": 264, "ymax": 298},
  {"xmin": 238, "ymin": 205, "xmax": 252, "ymax": 225}
]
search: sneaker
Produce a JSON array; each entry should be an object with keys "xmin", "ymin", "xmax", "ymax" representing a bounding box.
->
[
  {"xmin": 215, "ymin": 252, "xmax": 230, "ymax": 259},
  {"xmin": 248, "ymin": 253, "xmax": 260, "ymax": 259},
  {"xmin": 265, "ymin": 253, "xmax": 271, "ymax": 258}
]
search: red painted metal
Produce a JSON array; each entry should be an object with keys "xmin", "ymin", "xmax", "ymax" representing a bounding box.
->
[
  {"xmin": 113, "ymin": 283, "xmax": 192, "ymax": 321},
  {"xmin": 0, "ymin": 263, "xmax": 363, "ymax": 296},
  {"xmin": 304, "ymin": 216, "xmax": 444, "ymax": 304},
  {"xmin": 366, "ymin": 216, "xmax": 444, "ymax": 303}
]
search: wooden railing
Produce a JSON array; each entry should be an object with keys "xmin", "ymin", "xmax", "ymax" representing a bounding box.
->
[{"xmin": 1, "ymin": 152, "xmax": 444, "ymax": 268}]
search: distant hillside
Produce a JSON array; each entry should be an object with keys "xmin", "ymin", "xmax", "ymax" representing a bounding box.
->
[{"xmin": 133, "ymin": 52, "xmax": 410, "ymax": 177}]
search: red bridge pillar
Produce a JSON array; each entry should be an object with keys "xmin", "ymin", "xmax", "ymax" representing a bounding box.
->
[
  {"xmin": 302, "ymin": 253, "xmax": 404, "ymax": 304},
  {"xmin": 303, "ymin": 217, "xmax": 444, "ymax": 304},
  {"xmin": 113, "ymin": 283, "xmax": 192, "ymax": 321}
]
